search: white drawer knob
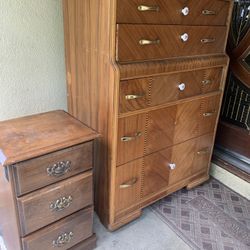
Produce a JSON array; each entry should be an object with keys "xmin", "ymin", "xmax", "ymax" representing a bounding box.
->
[
  {"xmin": 169, "ymin": 163, "xmax": 176, "ymax": 170},
  {"xmin": 180, "ymin": 33, "xmax": 189, "ymax": 42},
  {"xmin": 181, "ymin": 7, "xmax": 190, "ymax": 16},
  {"xmin": 178, "ymin": 83, "xmax": 186, "ymax": 91}
]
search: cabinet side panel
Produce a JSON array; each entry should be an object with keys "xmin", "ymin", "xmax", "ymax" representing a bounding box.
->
[
  {"xmin": 62, "ymin": 0, "xmax": 118, "ymax": 226},
  {"xmin": 0, "ymin": 167, "xmax": 21, "ymax": 250}
]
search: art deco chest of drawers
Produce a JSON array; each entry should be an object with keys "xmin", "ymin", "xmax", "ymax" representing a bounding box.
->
[
  {"xmin": 0, "ymin": 111, "xmax": 98, "ymax": 250},
  {"xmin": 63, "ymin": 0, "xmax": 233, "ymax": 230}
]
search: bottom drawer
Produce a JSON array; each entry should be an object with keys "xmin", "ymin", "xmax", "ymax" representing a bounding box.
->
[{"xmin": 22, "ymin": 207, "xmax": 93, "ymax": 250}]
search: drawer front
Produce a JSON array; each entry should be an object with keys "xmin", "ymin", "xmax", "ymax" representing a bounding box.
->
[
  {"xmin": 146, "ymin": 94, "xmax": 220, "ymax": 154},
  {"xmin": 143, "ymin": 134, "xmax": 214, "ymax": 197},
  {"xmin": 117, "ymin": 0, "xmax": 230, "ymax": 26},
  {"xmin": 14, "ymin": 142, "xmax": 93, "ymax": 196},
  {"xmin": 117, "ymin": 95, "xmax": 220, "ymax": 165},
  {"xmin": 22, "ymin": 208, "xmax": 93, "ymax": 250},
  {"xmin": 17, "ymin": 172, "xmax": 93, "ymax": 236},
  {"xmin": 120, "ymin": 68, "xmax": 222, "ymax": 113},
  {"xmin": 117, "ymin": 25, "xmax": 227, "ymax": 62},
  {"xmin": 115, "ymin": 159, "xmax": 142, "ymax": 214}
]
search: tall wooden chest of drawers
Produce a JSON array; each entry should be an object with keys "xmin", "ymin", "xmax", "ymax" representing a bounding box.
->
[
  {"xmin": 0, "ymin": 111, "xmax": 98, "ymax": 250},
  {"xmin": 63, "ymin": 0, "xmax": 233, "ymax": 230}
]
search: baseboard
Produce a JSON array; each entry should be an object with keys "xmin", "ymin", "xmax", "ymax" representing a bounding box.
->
[{"xmin": 210, "ymin": 163, "xmax": 250, "ymax": 199}]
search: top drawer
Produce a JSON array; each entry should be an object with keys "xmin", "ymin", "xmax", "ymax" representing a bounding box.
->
[
  {"xmin": 117, "ymin": 0, "xmax": 230, "ymax": 26},
  {"xmin": 13, "ymin": 142, "xmax": 93, "ymax": 196}
]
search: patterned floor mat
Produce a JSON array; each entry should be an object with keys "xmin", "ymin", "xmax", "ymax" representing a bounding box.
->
[{"xmin": 151, "ymin": 178, "xmax": 250, "ymax": 250}]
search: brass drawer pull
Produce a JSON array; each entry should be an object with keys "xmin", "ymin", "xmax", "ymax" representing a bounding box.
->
[
  {"xmin": 53, "ymin": 232, "xmax": 73, "ymax": 247},
  {"xmin": 125, "ymin": 94, "xmax": 145, "ymax": 100},
  {"xmin": 121, "ymin": 132, "xmax": 142, "ymax": 142},
  {"xmin": 120, "ymin": 178, "xmax": 138, "ymax": 189},
  {"xmin": 202, "ymin": 80, "xmax": 212, "ymax": 85},
  {"xmin": 203, "ymin": 111, "xmax": 216, "ymax": 117},
  {"xmin": 139, "ymin": 39, "xmax": 160, "ymax": 46},
  {"xmin": 138, "ymin": 5, "xmax": 160, "ymax": 12},
  {"xmin": 169, "ymin": 163, "xmax": 176, "ymax": 170},
  {"xmin": 47, "ymin": 160, "xmax": 71, "ymax": 177},
  {"xmin": 201, "ymin": 38, "xmax": 216, "ymax": 44},
  {"xmin": 50, "ymin": 196, "xmax": 73, "ymax": 211},
  {"xmin": 202, "ymin": 10, "xmax": 216, "ymax": 15},
  {"xmin": 197, "ymin": 147, "xmax": 210, "ymax": 155}
]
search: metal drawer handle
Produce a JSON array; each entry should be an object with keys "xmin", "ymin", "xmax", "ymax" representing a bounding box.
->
[
  {"xmin": 181, "ymin": 7, "xmax": 190, "ymax": 16},
  {"xmin": 121, "ymin": 132, "xmax": 142, "ymax": 142},
  {"xmin": 125, "ymin": 94, "xmax": 145, "ymax": 100},
  {"xmin": 53, "ymin": 232, "xmax": 73, "ymax": 247},
  {"xmin": 138, "ymin": 5, "xmax": 160, "ymax": 12},
  {"xmin": 169, "ymin": 163, "xmax": 176, "ymax": 170},
  {"xmin": 197, "ymin": 147, "xmax": 210, "ymax": 155},
  {"xmin": 50, "ymin": 196, "xmax": 73, "ymax": 212},
  {"xmin": 201, "ymin": 38, "xmax": 216, "ymax": 44},
  {"xmin": 139, "ymin": 39, "xmax": 160, "ymax": 46},
  {"xmin": 120, "ymin": 178, "xmax": 138, "ymax": 189},
  {"xmin": 203, "ymin": 111, "xmax": 216, "ymax": 117},
  {"xmin": 47, "ymin": 160, "xmax": 71, "ymax": 177},
  {"xmin": 202, "ymin": 10, "xmax": 216, "ymax": 15},
  {"xmin": 180, "ymin": 33, "xmax": 189, "ymax": 42},
  {"xmin": 178, "ymin": 83, "xmax": 186, "ymax": 91},
  {"xmin": 202, "ymin": 79, "xmax": 212, "ymax": 85}
]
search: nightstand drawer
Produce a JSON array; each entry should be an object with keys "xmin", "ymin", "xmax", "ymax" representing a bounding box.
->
[
  {"xmin": 117, "ymin": 0, "xmax": 230, "ymax": 26},
  {"xmin": 117, "ymin": 25, "xmax": 227, "ymax": 62},
  {"xmin": 22, "ymin": 207, "xmax": 93, "ymax": 250},
  {"xmin": 17, "ymin": 172, "xmax": 93, "ymax": 236},
  {"xmin": 120, "ymin": 67, "xmax": 223, "ymax": 113},
  {"xmin": 13, "ymin": 142, "xmax": 93, "ymax": 196}
]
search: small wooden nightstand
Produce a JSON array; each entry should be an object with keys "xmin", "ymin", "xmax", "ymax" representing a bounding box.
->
[{"xmin": 0, "ymin": 110, "xmax": 99, "ymax": 250}]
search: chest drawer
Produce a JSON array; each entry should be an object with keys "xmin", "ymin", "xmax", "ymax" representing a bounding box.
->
[
  {"xmin": 120, "ymin": 67, "xmax": 223, "ymax": 113},
  {"xmin": 17, "ymin": 172, "xmax": 93, "ymax": 236},
  {"xmin": 22, "ymin": 207, "xmax": 93, "ymax": 250},
  {"xmin": 117, "ymin": 25, "xmax": 227, "ymax": 62},
  {"xmin": 117, "ymin": 94, "xmax": 220, "ymax": 165},
  {"xmin": 13, "ymin": 142, "xmax": 93, "ymax": 196},
  {"xmin": 117, "ymin": 0, "xmax": 230, "ymax": 26}
]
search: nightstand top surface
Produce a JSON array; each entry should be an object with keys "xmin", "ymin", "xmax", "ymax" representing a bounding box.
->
[{"xmin": 0, "ymin": 110, "xmax": 99, "ymax": 166}]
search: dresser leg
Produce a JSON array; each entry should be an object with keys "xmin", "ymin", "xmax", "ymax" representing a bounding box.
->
[
  {"xmin": 186, "ymin": 174, "xmax": 210, "ymax": 190},
  {"xmin": 108, "ymin": 209, "xmax": 142, "ymax": 231}
]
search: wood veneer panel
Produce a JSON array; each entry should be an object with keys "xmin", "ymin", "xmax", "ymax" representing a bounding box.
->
[
  {"xmin": 117, "ymin": 25, "xmax": 227, "ymax": 62},
  {"xmin": 117, "ymin": 0, "xmax": 230, "ymax": 26}
]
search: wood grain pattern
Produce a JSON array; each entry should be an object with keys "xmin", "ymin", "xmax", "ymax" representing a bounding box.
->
[
  {"xmin": 63, "ymin": 0, "xmax": 233, "ymax": 231},
  {"xmin": 22, "ymin": 207, "xmax": 93, "ymax": 250},
  {"xmin": 13, "ymin": 142, "xmax": 93, "ymax": 196},
  {"xmin": 0, "ymin": 167, "xmax": 21, "ymax": 250},
  {"xmin": 117, "ymin": 0, "xmax": 230, "ymax": 26},
  {"xmin": 69, "ymin": 235, "xmax": 97, "ymax": 250},
  {"xmin": 115, "ymin": 159, "xmax": 142, "ymax": 214},
  {"xmin": 119, "ymin": 55, "xmax": 229, "ymax": 80},
  {"xmin": 17, "ymin": 171, "xmax": 93, "ymax": 236},
  {"xmin": 117, "ymin": 94, "xmax": 221, "ymax": 164},
  {"xmin": 120, "ymin": 67, "xmax": 223, "ymax": 113},
  {"xmin": 117, "ymin": 24, "xmax": 227, "ymax": 62},
  {"xmin": 0, "ymin": 111, "xmax": 98, "ymax": 167},
  {"xmin": 63, "ymin": 0, "xmax": 119, "ymax": 227}
]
